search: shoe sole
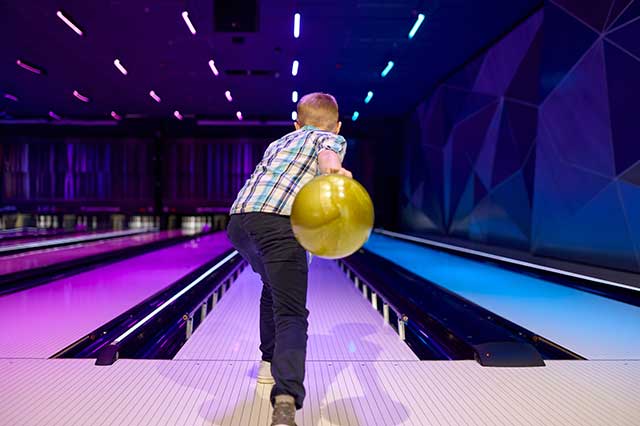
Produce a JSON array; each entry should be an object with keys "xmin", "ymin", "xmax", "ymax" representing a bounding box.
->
[{"xmin": 257, "ymin": 376, "xmax": 275, "ymax": 385}]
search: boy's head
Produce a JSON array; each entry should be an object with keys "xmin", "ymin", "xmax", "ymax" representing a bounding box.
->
[{"xmin": 295, "ymin": 92, "xmax": 342, "ymax": 134}]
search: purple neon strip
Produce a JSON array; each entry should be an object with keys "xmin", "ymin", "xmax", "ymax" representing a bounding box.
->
[
  {"xmin": 73, "ymin": 90, "xmax": 90, "ymax": 102},
  {"xmin": 16, "ymin": 60, "xmax": 43, "ymax": 74},
  {"xmin": 149, "ymin": 90, "xmax": 161, "ymax": 102},
  {"xmin": 48, "ymin": 111, "xmax": 61, "ymax": 120},
  {"xmin": 3, "ymin": 93, "xmax": 18, "ymax": 101}
]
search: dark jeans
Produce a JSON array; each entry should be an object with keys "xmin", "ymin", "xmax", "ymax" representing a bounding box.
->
[{"xmin": 226, "ymin": 212, "xmax": 309, "ymax": 410}]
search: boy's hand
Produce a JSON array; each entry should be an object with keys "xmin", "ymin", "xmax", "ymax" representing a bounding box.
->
[{"xmin": 327, "ymin": 167, "xmax": 353, "ymax": 178}]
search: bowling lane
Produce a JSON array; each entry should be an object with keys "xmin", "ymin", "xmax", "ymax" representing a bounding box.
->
[
  {"xmin": 0, "ymin": 228, "xmax": 148, "ymax": 254},
  {"xmin": 0, "ymin": 230, "xmax": 183, "ymax": 277},
  {"xmin": 176, "ymin": 258, "xmax": 418, "ymax": 361},
  {"xmin": 365, "ymin": 233, "xmax": 640, "ymax": 360},
  {"xmin": 0, "ymin": 232, "xmax": 232, "ymax": 358}
]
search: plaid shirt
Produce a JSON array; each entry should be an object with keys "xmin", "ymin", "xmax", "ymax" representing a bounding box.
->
[{"xmin": 230, "ymin": 125, "xmax": 347, "ymax": 216}]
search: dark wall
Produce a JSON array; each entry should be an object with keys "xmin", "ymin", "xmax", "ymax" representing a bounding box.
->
[
  {"xmin": 0, "ymin": 121, "xmax": 395, "ymax": 223},
  {"xmin": 398, "ymin": 1, "xmax": 640, "ymax": 272},
  {"xmin": 1, "ymin": 135, "xmax": 155, "ymax": 210},
  {"xmin": 0, "ymin": 124, "xmax": 280, "ymax": 214}
]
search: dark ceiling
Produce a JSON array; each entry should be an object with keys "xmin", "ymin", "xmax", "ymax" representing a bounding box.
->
[{"xmin": 0, "ymin": 0, "xmax": 541, "ymax": 123}]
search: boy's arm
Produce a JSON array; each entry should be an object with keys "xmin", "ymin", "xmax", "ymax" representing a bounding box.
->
[
  {"xmin": 315, "ymin": 132, "xmax": 352, "ymax": 177},
  {"xmin": 318, "ymin": 150, "xmax": 352, "ymax": 178}
]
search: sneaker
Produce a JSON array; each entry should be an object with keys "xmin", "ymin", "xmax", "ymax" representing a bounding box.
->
[
  {"xmin": 257, "ymin": 360, "xmax": 275, "ymax": 385},
  {"xmin": 271, "ymin": 396, "xmax": 297, "ymax": 426}
]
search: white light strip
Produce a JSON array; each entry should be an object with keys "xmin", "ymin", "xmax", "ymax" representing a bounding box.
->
[
  {"xmin": 182, "ymin": 11, "xmax": 196, "ymax": 35},
  {"xmin": 291, "ymin": 111, "xmax": 297, "ymax": 121},
  {"xmin": 56, "ymin": 11, "xmax": 83, "ymax": 36},
  {"xmin": 114, "ymin": 251, "xmax": 239, "ymax": 343},
  {"xmin": 0, "ymin": 229, "xmax": 146, "ymax": 253},
  {"xmin": 375, "ymin": 229, "xmax": 640, "ymax": 293},
  {"xmin": 208, "ymin": 60, "xmax": 219, "ymax": 76},
  {"xmin": 294, "ymin": 13, "xmax": 301, "ymax": 38},
  {"xmin": 174, "ymin": 110, "xmax": 183, "ymax": 120},
  {"xmin": 236, "ymin": 111, "xmax": 243, "ymax": 120},
  {"xmin": 113, "ymin": 59, "xmax": 128, "ymax": 75},
  {"xmin": 149, "ymin": 90, "xmax": 161, "ymax": 102},
  {"xmin": 292, "ymin": 60, "xmax": 299, "ymax": 76},
  {"xmin": 225, "ymin": 90, "xmax": 233, "ymax": 102},
  {"xmin": 292, "ymin": 90, "xmax": 298, "ymax": 103}
]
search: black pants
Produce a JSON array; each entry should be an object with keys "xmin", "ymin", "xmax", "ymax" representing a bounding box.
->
[{"xmin": 226, "ymin": 212, "xmax": 309, "ymax": 410}]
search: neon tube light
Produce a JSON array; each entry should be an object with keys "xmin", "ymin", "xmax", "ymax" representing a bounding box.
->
[
  {"xmin": 56, "ymin": 11, "xmax": 83, "ymax": 36},
  {"xmin": 149, "ymin": 90, "xmax": 161, "ymax": 102},
  {"xmin": 408, "ymin": 14, "xmax": 425, "ymax": 39},
  {"xmin": 364, "ymin": 91, "xmax": 374, "ymax": 104},
  {"xmin": 73, "ymin": 90, "xmax": 90, "ymax": 102},
  {"xmin": 208, "ymin": 60, "xmax": 219, "ymax": 76},
  {"xmin": 182, "ymin": 11, "xmax": 196, "ymax": 34},
  {"xmin": 16, "ymin": 60, "xmax": 43, "ymax": 74},
  {"xmin": 114, "ymin": 59, "xmax": 128, "ymax": 75},
  {"xmin": 381, "ymin": 61, "xmax": 394, "ymax": 77},
  {"xmin": 294, "ymin": 13, "xmax": 301, "ymax": 38}
]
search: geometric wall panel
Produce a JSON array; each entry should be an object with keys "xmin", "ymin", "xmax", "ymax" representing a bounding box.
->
[
  {"xmin": 540, "ymin": 41, "xmax": 614, "ymax": 177},
  {"xmin": 400, "ymin": 2, "xmax": 640, "ymax": 273},
  {"xmin": 608, "ymin": 0, "xmax": 640, "ymax": 30},
  {"xmin": 540, "ymin": 2, "xmax": 599, "ymax": 101},
  {"xmin": 553, "ymin": 0, "xmax": 616, "ymax": 32},
  {"xmin": 603, "ymin": 40, "xmax": 640, "ymax": 174}
]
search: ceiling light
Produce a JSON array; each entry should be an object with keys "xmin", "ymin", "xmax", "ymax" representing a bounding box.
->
[
  {"xmin": 3, "ymin": 93, "xmax": 18, "ymax": 101},
  {"xmin": 73, "ymin": 90, "xmax": 90, "ymax": 102},
  {"xmin": 292, "ymin": 111, "xmax": 297, "ymax": 121},
  {"xmin": 16, "ymin": 59, "xmax": 43, "ymax": 74},
  {"xmin": 208, "ymin": 60, "xmax": 219, "ymax": 76},
  {"xmin": 381, "ymin": 61, "xmax": 394, "ymax": 78},
  {"xmin": 149, "ymin": 90, "xmax": 161, "ymax": 102},
  {"xmin": 408, "ymin": 14, "xmax": 426, "ymax": 39},
  {"xmin": 56, "ymin": 11, "xmax": 83, "ymax": 36},
  {"xmin": 294, "ymin": 13, "xmax": 301, "ymax": 38},
  {"xmin": 174, "ymin": 110, "xmax": 183, "ymax": 120},
  {"xmin": 292, "ymin": 60, "xmax": 299, "ymax": 76},
  {"xmin": 352, "ymin": 111, "xmax": 360, "ymax": 121},
  {"xmin": 182, "ymin": 11, "xmax": 196, "ymax": 35},
  {"xmin": 225, "ymin": 90, "xmax": 233, "ymax": 102},
  {"xmin": 110, "ymin": 111, "xmax": 122, "ymax": 120},
  {"xmin": 292, "ymin": 91, "xmax": 298, "ymax": 103},
  {"xmin": 114, "ymin": 59, "xmax": 128, "ymax": 75},
  {"xmin": 49, "ymin": 111, "xmax": 61, "ymax": 120},
  {"xmin": 236, "ymin": 111, "xmax": 243, "ymax": 120},
  {"xmin": 364, "ymin": 91, "xmax": 374, "ymax": 104}
]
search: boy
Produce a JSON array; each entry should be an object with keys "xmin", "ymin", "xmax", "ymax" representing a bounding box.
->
[{"xmin": 226, "ymin": 93, "xmax": 351, "ymax": 426}]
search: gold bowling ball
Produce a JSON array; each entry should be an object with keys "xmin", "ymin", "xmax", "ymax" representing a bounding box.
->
[{"xmin": 290, "ymin": 174, "xmax": 374, "ymax": 259}]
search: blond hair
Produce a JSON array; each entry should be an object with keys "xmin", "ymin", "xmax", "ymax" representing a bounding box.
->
[{"xmin": 296, "ymin": 92, "xmax": 339, "ymax": 130}]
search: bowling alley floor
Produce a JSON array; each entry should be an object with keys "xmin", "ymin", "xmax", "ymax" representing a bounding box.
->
[{"xmin": 1, "ymin": 260, "xmax": 639, "ymax": 425}]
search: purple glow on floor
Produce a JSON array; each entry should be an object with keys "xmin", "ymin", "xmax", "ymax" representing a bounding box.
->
[{"xmin": 0, "ymin": 232, "xmax": 231, "ymax": 358}]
